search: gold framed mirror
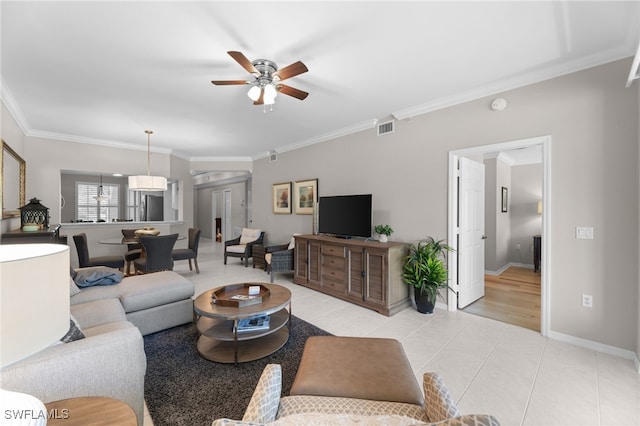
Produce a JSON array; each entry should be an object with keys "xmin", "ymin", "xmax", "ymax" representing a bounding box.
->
[{"xmin": 1, "ymin": 139, "xmax": 26, "ymax": 218}]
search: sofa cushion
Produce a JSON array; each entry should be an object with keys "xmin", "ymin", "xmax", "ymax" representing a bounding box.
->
[
  {"xmin": 277, "ymin": 396, "xmax": 427, "ymax": 421},
  {"xmin": 239, "ymin": 228, "xmax": 261, "ymax": 244},
  {"xmin": 117, "ymin": 271, "xmax": 194, "ymax": 313},
  {"xmin": 227, "ymin": 244, "xmax": 248, "ymax": 254},
  {"xmin": 71, "ymin": 298, "xmax": 127, "ymax": 329},
  {"xmin": 70, "ymin": 271, "xmax": 194, "ymax": 314},
  {"xmin": 290, "ymin": 336, "xmax": 424, "ymax": 406}
]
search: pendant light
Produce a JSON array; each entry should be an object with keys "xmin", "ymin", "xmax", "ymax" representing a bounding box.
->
[
  {"xmin": 94, "ymin": 174, "xmax": 109, "ymax": 202},
  {"xmin": 128, "ymin": 130, "xmax": 167, "ymax": 191}
]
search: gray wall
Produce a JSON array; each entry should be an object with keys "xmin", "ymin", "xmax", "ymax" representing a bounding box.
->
[
  {"xmin": 194, "ymin": 181, "xmax": 248, "ymax": 240},
  {"xmin": 251, "ymin": 58, "xmax": 639, "ymax": 353}
]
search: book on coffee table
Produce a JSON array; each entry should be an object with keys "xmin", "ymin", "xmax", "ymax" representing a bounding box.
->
[{"xmin": 236, "ymin": 315, "xmax": 270, "ymax": 332}]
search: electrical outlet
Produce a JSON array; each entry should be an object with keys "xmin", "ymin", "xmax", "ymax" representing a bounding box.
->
[
  {"xmin": 516, "ymin": 244, "xmax": 520, "ymax": 250},
  {"xmin": 582, "ymin": 294, "xmax": 593, "ymax": 308}
]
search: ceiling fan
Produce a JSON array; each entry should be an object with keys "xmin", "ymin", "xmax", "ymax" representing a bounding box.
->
[{"xmin": 212, "ymin": 51, "xmax": 309, "ymax": 106}]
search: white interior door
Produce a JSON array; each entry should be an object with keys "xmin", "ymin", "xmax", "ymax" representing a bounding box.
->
[
  {"xmin": 458, "ymin": 157, "xmax": 486, "ymax": 308},
  {"xmin": 223, "ymin": 189, "xmax": 232, "ymax": 241}
]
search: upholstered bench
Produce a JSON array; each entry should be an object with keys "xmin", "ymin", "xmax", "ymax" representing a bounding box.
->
[{"xmin": 290, "ymin": 336, "xmax": 423, "ymax": 405}]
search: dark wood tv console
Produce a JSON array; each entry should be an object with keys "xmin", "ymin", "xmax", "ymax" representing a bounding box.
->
[{"xmin": 293, "ymin": 234, "xmax": 410, "ymax": 316}]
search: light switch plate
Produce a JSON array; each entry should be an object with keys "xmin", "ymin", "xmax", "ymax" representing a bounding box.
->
[{"xmin": 576, "ymin": 227, "xmax": 594, "ymax": 239}]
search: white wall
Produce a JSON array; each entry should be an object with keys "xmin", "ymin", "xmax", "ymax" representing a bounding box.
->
[{"xmin": 251, "ymin": 58, "xmax": 639, "ymax": 353}]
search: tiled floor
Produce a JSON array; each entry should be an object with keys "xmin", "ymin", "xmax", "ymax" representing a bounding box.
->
[{"xmin": 144, "ymin": 238, "xmax": 640, "ymax": 426}]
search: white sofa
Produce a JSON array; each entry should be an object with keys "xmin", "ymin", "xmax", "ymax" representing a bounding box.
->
[{"xmin": 1, "ymin": 269, "xmax": 195, "ymax": 426}]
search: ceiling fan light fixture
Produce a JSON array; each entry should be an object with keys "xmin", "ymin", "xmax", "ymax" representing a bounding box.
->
[
  {"xmin": 263, "ymin": 83, "xmax": 277, "ymax": 102},
  {"xmin": 247, "ymin": 85, "xmax": 261, "ymax": 101},
  {"xmin": 128, "ymin": 130, "xmax": 168, "ymax": 192}
]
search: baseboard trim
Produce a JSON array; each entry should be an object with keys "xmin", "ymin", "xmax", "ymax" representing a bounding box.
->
[
  {"xmin": 485, "ymin": 262, "xmax": 534, "ymax": 276},
  {"xmin": 548, "ymin": 330, "xmax": 638, "ymax": 368}
]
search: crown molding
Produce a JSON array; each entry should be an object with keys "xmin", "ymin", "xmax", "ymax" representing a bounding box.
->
[
  {"xmin": 249, "ymin": 118, "xmax": 379, "ymax": 161},
  {"xmin": 1, "ymin": 78, "xmax": 30, "ymax": 135},
  {"xmin": 392, "ymin": 47, "xmax": 635, "ymax": 120}
]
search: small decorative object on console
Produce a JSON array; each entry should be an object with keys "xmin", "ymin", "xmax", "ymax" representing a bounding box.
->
[
  {"xmin": 135, "ymin": 226, "xmax": 160, "ymax": 236},
  {"xmin": 374, "ymin": 224, "xmax": 393, "ymax": 243},
  {"xmin": 19, "ymin": 198, "xmax": 49, "ymax": 230}
]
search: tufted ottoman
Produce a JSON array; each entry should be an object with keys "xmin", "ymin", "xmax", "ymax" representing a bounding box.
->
[{"xmin": 290, "ymin": 336, "xmax": 424, "ymax": 405}]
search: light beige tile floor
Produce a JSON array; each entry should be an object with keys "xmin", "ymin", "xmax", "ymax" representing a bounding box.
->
[{"xmin": 144, "ymin": 239, "xmax": 640, "ymax": 426}]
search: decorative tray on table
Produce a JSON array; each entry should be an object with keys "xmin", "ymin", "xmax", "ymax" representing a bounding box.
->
[{"xmin": 211, "ymin": 283, "xmax": 270, "ymax": 307}]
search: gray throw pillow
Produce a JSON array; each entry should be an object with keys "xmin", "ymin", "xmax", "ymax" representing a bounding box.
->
[
  {"xmin": 74, "ymin": 266, "xmax": 124, "ymax": 288},
  {"xmin": 60, "ymin": 315, "xmax": 85, "ymax": 343}
]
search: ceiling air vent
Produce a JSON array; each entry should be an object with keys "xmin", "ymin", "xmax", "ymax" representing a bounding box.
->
[
  {"xmin": 377, "ymin": 121, "xmax": 394, "ymax": 136},
  {"xmin": 269, "ymin": 150, "xmax": 278, "ymax": 162}
]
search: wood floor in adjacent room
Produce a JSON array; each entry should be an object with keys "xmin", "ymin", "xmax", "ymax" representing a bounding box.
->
[{"xmin": 462, "ymin": 266, "xmax": 541, "ymax": 331}]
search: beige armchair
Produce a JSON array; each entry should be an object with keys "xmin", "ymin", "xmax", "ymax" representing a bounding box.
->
[{"xmin": 224, "ymin": 228, "xmax": 264, "ymax": 267}]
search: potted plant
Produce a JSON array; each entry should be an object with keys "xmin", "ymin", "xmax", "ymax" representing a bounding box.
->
[
  {"xmin": 402, "ymin": 237, "xmax": 453, "ymax": 314},
  {"xmin": 374, "ymin": 224, "xmax": 393, "ymax": 243}
]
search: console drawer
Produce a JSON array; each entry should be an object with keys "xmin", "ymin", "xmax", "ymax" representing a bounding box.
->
[{"xmin": 322, "ymin": 244, "xmax": 345, "ymax": 257}]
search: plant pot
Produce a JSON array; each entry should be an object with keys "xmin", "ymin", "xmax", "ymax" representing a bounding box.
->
[
  {"xmin": 414, "ymin": 290, "xmax": 435, "ymax": 314},
  {"xmin": 379, "ymin": 235, "xmax": 388, "ymax": 243}
]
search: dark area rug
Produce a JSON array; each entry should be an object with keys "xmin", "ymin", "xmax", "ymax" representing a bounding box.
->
[{"xmin": 143, "ymin": 316, "xmax": 331, "ymax": 426}]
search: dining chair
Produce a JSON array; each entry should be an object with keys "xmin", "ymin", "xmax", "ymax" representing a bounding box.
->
[
  {"xmin": 134, "ymin": 233, "xmax": 178, "ymax": 274},
  {"xmin": 73, "ymin": 233, "xmax": 125, "ymax": 270},
  {"xmin": 172, "ymin": 228, "xmax": 202, "ymax": 273},
  {"xmin": 121, "ymin": 229, "xmax": 142, "ymax": 275}
]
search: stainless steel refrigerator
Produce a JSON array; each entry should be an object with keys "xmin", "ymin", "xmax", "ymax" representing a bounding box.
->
[{"xmin": 143, "ymin": 195, "xmax": 164, "ymax": 221}]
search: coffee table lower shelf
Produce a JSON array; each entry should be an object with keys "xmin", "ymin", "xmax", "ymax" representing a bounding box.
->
[
  {"xmin": 197, "ymin": 326, "xmax": 289, "ymax": 363},
  {"xmin": 195, "ymin": 308, "xmax": 290, "ymax": 363}
]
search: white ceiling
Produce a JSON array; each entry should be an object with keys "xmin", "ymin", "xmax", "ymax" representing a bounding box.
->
[{"xmin": 2, "ymin": 1, "xmax": 638, "ymax": 161}]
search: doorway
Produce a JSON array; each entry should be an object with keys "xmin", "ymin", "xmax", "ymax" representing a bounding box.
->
[
  {"xmin": 211, "ymin": 189, "xmax": 232, "ymax": 243},
  {"xmin": 447, "ymin": 136, "xmax": 551, "ymax": 336}
]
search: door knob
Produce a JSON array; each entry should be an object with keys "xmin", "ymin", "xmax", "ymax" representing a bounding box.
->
[{"xmin": 481, "ymin": 235, "xmax": 488, "ymax": 240}]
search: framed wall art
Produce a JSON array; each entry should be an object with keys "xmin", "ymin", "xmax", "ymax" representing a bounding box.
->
[
  {"xmin": 294, "ymin": 178, "xmax": 318, "ymax": 215},
  {"xmin": 501, "ymin": 186, "xmax": 508, "ymax": 213},
  {"xmin": 272, "ymin": 182, "xmax": 292, "ymax": 214}
]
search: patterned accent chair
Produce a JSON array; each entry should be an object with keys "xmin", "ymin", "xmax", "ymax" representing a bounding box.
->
[
  {"xmin": 212, "ymin": 366, "xmax": 500, "ymax": 425},
  {"xmin": 224, "ymin": 228, "xmax": 264, "ymax": 267}
]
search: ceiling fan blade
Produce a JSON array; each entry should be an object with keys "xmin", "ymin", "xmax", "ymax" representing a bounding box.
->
[
  {"xmin": 253, "ymin": 89, "xmax": 265, "ymax": 105},
  {"xmin": 277, "ymin": 84, "xmax": 309, "ymax": 100},
  {"xmin": 274, "ymin": 61, "xmax": 308, "ymax": 81},
  {"xmin": 211, "ymin": 80, "xmax": 249, "ymax": 85},
  {"xmin": 228, "ymin": 51, "xmax": 259, "ymax": 75}
]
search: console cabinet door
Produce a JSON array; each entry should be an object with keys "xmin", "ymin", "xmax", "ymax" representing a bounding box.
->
[
  {"xmin": 347, "ymin": 247, "xmax": 364, "ymax": 300},
  {"xmin": 294, "ymin": 238, "xmax": 309, "ymax": 283},
  {"xmin": 307, "ymin": 240, "xmax": 322, "ymax": 288},
  {"xmin": 364, "ymin": 248, "xmax": 388, "ymax": 308}
]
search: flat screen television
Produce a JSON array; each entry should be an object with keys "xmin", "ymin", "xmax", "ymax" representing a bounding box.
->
[{"xmin": 318, "ymin": 194, "xmax": 372, "ymax": 238}]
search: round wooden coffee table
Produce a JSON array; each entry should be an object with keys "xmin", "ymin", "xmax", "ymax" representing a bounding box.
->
[{"xmin": 193, "ymin": 282, "xmax": 291, "ymax": 363}]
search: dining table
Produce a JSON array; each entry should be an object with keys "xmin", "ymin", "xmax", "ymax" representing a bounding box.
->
[{"xmin": 99, "ymin": 235, "xmax": 186, "ymax": 245}]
